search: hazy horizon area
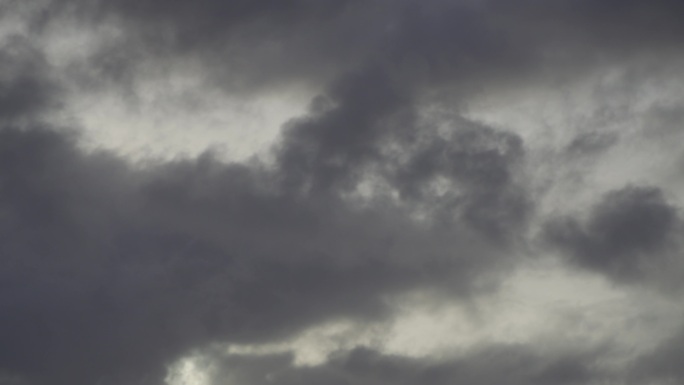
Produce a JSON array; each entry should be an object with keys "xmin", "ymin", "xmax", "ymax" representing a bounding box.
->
[{"xmin": 2, "ymin": 1, "xmax": 684, "ymax": 384}]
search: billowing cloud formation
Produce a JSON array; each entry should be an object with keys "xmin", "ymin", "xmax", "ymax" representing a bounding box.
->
[
  {"xmin": 544, "ymin": 186, "xmax": 682, "ymax": 285},
  {"xmin": 0, "ymin": 123, "xmax": 524, "ymax": 385},
  {"xmin": 0, "ymin": 62, "xmax": 527, "ymax": 383},
  {"xmin": 2, "ymin": 0, "xmax": 684, "ymax": 385}
]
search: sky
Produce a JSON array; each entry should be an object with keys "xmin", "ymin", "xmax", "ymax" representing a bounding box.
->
[{"xmin": 1, "ymin": 1, "xmax": 684, "ymax": 384}]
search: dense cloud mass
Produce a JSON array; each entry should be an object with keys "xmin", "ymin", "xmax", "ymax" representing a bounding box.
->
[
  {"xmin": 544, "ymin": 186, "xmax": 682, "ymax": 285},
  {"xmin": 1, "ymin": 1, "xmax": 684, "ymax": 384}
]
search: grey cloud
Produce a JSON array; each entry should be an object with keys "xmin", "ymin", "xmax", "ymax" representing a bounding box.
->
[
  {"xmin": 35, "ymin": 0, "xmax": 684, "ymax": 96},
  {"xmin": 631, "ymin": 325, "xmax": 684, "ymax": 384},
  {"xmin": 0, "ymin": 37, "xmax": 60, "ymax": 122},
  {"xmin": 40, "ymin": 0, "xmax": 391, "ymax": 92},
  {"xmin": 277, "ymin": 64, "xmax": 529, "ymax": 242},
  {"xmin": 0, "ymin": 3, "xmax": 537, "ymax": 380},
  {"xmin": 565, "ymin": 131, "xmax": 619, "ymax": 158},
  {"xmin": 543, "ymin": 186, "xmax": 682, "ymax": 284},
  {"xmin": 205, "ymin": 344, "xmax": 607, "ymax": 385},
  {"xmin": 391, "ymin": 120, "xmax": 528, "ymax": 242},
  {"xmin": 5, "ymin": 0, "xmax": 684, "ymax": 384},
  {"xmin": 0, "ymin": 121, "xmax": 525, "ymax": 384},
  {"xmin": 276, "ymin": 65, "xmax": 411, "ymax": 195}
]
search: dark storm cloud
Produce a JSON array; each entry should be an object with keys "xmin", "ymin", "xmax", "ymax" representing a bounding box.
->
[
  {"xmin": 0, "ymin": 2, "xmax": 538, "ymax": 383},
  {"xmin": 391, "ymin": 120, "xmax": 528, "ymax": 242},
  {"xmin": 0, "ymin": 118, "xmax": 528, "ymax": 385},
  {"xmin": 0, "ymin": 34, "xmax": 532, "ymax": 385},
  {"xmin": 204, "ymin": 344, "xmax": 606, "ymax": 385},
  {"xmin": 276, "ymin": 65, "xmax": 411, "ymax": 194},
  {"xmin": 5, "ymin": 0, "xmax": 684, "ymax": 384},
  {"xmin": 543, "ymin": 186, "xmax": 682, "ymax": 284},
  {"xmin": 276, "ymin": 66, "xmax": 529, "ymax": 241}
]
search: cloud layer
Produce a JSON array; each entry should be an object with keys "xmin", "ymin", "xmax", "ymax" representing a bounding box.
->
[{"xmin": 2, "ymin": 1, "xmax": 684, "ymax": 384}]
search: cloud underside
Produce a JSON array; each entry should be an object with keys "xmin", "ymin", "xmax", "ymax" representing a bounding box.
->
[{"xmin": 1, "ymin": 1, "xmax": 684, "ymax": 384}]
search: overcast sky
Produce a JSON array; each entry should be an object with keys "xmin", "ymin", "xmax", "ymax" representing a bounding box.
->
[{"xmin": 2, "ymin": 1, "xmax": 684, "ymax": 384}]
